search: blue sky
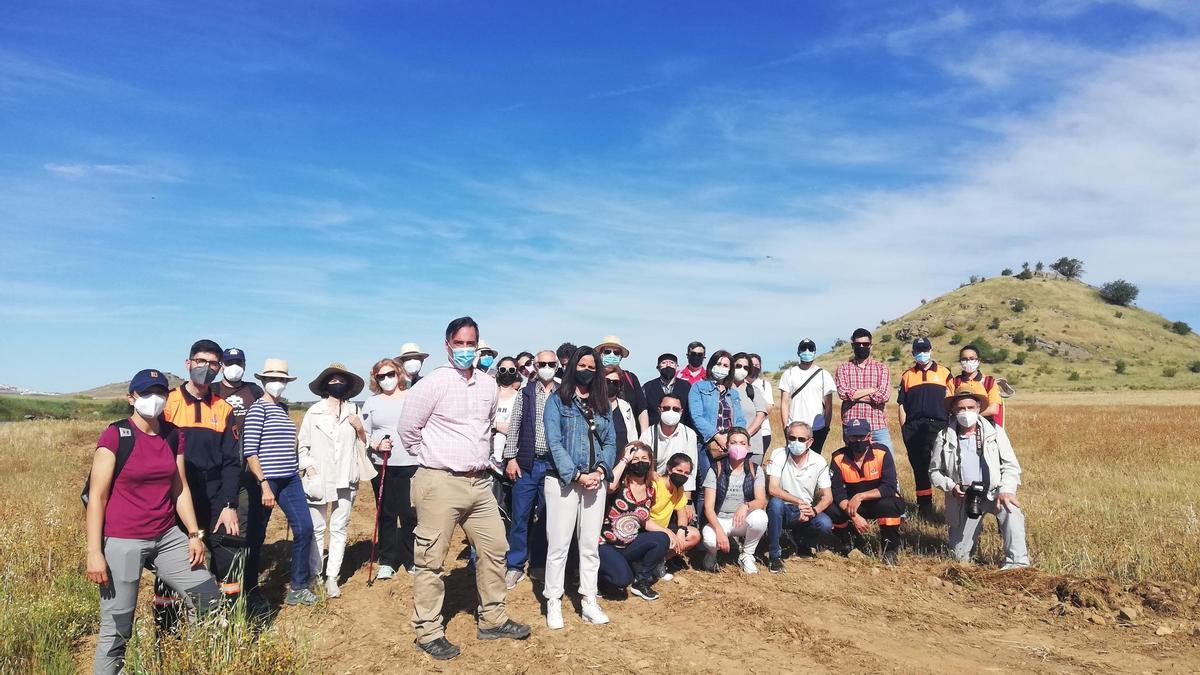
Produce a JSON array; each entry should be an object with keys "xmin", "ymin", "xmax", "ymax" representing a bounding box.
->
[{"xmin": 2, "ymin": 0, "xmax": 1198, "ymax": 393}]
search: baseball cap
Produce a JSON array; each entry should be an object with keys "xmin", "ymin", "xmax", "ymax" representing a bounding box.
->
[
  {"xmin": 843, "ymin": 419, "xmax": 871, "ymax": 437},
  {"xmin": 912, "ymin": 337, "xmax": 932, "ymax": 352},
  {"xmin": 129, "ymin": 369, "xmax": 169, "ymax": 394},
  {"xmin": 222, "ymin": 347, "xmax": 246, "ymax": 364},
  {"xmin": 797, "ymin": 339, "xmax": 817, "ymax": 353}
]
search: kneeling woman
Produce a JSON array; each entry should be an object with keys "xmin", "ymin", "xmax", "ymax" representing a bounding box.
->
[
  {"xmin": 87, "ymin": 369, "xmax": 219, "ymax": 675},
  {"xmin": 600, "ymin": 442, "xmax": 674, "ymax": 600},
  {"xmin": 701, "ymin": 427, "xmax": 769, "ymax": 574},
  {"xmin": 650, "ymin": 452, "xmax": 702, "ymax": 579}
]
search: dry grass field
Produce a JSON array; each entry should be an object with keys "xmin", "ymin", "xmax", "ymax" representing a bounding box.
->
[{"xmin": 3, "ymin": 391, "xmax": 1200, "ymax": 673}]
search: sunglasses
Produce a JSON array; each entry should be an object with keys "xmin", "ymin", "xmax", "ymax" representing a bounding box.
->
[
  {"xmin": 787, "ymin": 435, "xmax": 810, "ymax": 442},
  {"xmin": 536, "ymin": 361, "xmax": 556, "ymax": 368},
  {"xmin": 374, "ymin": 371, "xmax": 398, "ymax": 381},
  {"xmin": 497, "ymin": 367, "xmax": 518, "ymax": 375},
  {"xmin": 660, "ymin": 406, "xmax": 682, "ymax": 412},
  {"xmin": 600, "ymin": 348, "xmax": 621, "ymax": 356}
]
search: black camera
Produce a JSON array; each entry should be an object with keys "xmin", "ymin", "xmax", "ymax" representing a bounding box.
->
[{"xmin": 963, "ymin": 481, "xmax": 988, "ymax": 519}]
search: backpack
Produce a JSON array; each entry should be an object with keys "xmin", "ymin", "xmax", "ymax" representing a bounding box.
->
[{"xmin": 81, "ymin": 418, "xmax": 181, "ymax": 506}]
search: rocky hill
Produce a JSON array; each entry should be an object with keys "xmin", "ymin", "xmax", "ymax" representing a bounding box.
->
[
  {"xmin": 811, "ymin": 276, "xmax": 1200, "ymax": 392},
  {"xmin": 70, "ymin": 372, "xmax": 186, "ymax": 399}
]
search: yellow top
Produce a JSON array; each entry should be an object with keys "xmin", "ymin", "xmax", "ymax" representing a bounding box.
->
[{"xmin": 650, "ymin": 476, "xmax": 688, "ymax": 528}]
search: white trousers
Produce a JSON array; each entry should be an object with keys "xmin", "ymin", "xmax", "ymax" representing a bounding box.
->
[
  {"xmin": 542, "ymin": 477, "xmax": 605, "ymax": 601},
  {"xmin": 702, "ymin": 510, "xmax": 769, "ymax": 556},
  {"xmin": 309, "ymin": 486, "xmax": 357, "ymax": 581}
]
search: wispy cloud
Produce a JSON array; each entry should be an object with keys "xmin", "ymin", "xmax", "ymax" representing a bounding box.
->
[{"xmin": 42, "ymin": 161, "xmax": 186, "ymax": 182}]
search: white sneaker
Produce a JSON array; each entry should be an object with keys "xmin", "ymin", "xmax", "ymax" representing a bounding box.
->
[
  {"xmin": 739, "ymin": 554, "xmax": 759, "ymax": 575},
  {"xmin": 546, "ymin": 599, "xmax": 564, "ymax": 630},
  {"xmin": 325, "ymin": 578, "xmax": 341, "ymax": 598},
  {"xmin": 580, "ymin": 596, "xmax": 610, "ymax": 625},
  {"xmin": 376, "ymin": 565, "xmax": 396, "ymax": 581}
]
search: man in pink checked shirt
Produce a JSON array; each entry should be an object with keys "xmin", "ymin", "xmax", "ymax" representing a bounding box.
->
[
  {"xmin": 834, "ymin": 328, "xmax": 894, "ymax": 450},
  {"xmin": 398, "ymin": 316, "xmax": 531, "ymax": 661}
]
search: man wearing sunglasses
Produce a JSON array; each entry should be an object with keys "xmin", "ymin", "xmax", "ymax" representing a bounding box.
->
[
  {"xmin": 638, "ymin": 394, "xmax": 698, "ymax": 523},
  {"xmin": 501, "ymin": 350, "xmax": 559, "ymax": 589},
  {"xmin": 763, "ymin": 421, "xmax": 833, "ymax": 573}
]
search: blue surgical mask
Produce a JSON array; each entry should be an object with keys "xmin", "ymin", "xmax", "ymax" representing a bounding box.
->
[
  {"xmin": 452, "ymin": 348, "xmax": 476, "ymax": 370},
  {"xmin": 787, "ymin": 440, "xmax": 807, "ymax": 456},
  {"xmin": 798, "ymin": 350, "xmax": 815, "ymax": 363},
  {"xmin": 600, "ymin": 353, "xmax": 621, "ymax": 367},
  {"xmin": 479, "ymin": 354, "xmax": 495, "ymax": 369},
  {"xmin": 914, "ymin": 352, "xmax": 931, "ymax": 365}
]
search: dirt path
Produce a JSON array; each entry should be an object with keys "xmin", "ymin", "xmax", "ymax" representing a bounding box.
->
[{"xmin": 256, "ymin": 494, "xmax": 1200, "ymax": 674}]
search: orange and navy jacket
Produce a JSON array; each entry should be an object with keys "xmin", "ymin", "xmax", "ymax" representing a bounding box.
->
[
  {"xmin": 897, "ymin": 362, "xmax": 953, "ymax": 422},
  {"xmin": 163, "ymin": 386, "xmax": 240, "ymax": 506},
  {"xmin": 829, "ymin": 443, "xmax": 899, "ymax": 505}
]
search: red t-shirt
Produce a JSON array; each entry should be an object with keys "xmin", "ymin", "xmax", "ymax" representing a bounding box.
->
[{"xmin": 96, "ymin": 421, "xmax": 184, "ymax": 539}]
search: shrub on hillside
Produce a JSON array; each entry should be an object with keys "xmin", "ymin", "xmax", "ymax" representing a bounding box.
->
[
  {"xmin": 967, "ymin": 337, "xmax": 1008, "ymax": 364},
  {"xmin": 1012, "ymin": 353, "xmax": 1026, "ymax": 365},
  {"xmin": 1115, "ymin": 360, "xmax": 1127, "ymax": 374},
  {"xmin": 1011, "ymin": 298, "xmax": 1027, "ymax": 313},
  {"xmin": 988, "ymin": 317, "xmax": 1001, "ymax": 329},
  {"xmin": 1114, "ymin": 311, "xmax": 1123, "ymax": 319},
  {"xmin": 888, "ymin": 346, "xmax": 902, "ymax": 362},
  {"xmin": 1068, "ymin": 371, "xmax": 1080, "ymax": 381},
  {"xmin": 1016, "ymin": 269, "xmax": 1034, "ymax": 280},
  {"xmin": 779, "ymin": 359, "xmax": 799, "ymax": 370},
  {"xmin": 833, "ymin": 338, "xmax": 846, "ymax": 348},
  {"xmin": 1001, "ymin": 268, "xmax": 1013, "ymax": 276},
  {"xmin": 1099, "ymin": 279, "xmax": 1139, "ymax": 306},
  {"xmin": 880, "ymin": 334, "xmax": 892, "ymax": 343},
  {"xmin": 949, "ymin": 333, "xmax": 963, "ymax": 345},
  {"xmin": 1163, "ymin": 367, "xmax": 1178, "ymax": 378},
  {"xmin": 1011, "ymin": 330, "xmax": 1026, "ymax": 345},
  {"xmin": 1035, "ymin": 261, "xmax": 1045, "ymax": 274},
  {"xmin": 929, "ymin": 325, "xmax": 946, "ymax": 338},
  {"xmin": 1169, "ymin": 321, "xmax": 1191, "ymax": 335},
  {"xmin": 1189, "ymin": 360, "xmax": 1200, "ymax": 374},
  {"xmin": 1050, "ymin": 257, "xmax": 1085, "ymax": 279}
]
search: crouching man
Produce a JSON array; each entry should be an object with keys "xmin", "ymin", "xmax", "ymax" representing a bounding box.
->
[{"xmin": 930, "ymin": 381, "xmax": 1029, "ymax": 569}]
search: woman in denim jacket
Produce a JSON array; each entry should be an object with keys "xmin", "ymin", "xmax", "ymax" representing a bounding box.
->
[
  {"xmin": 542, "ymin": 346, "xmax": 617, "ymax": 630},
  {"xmin": 688, "ymin": 349, "xmax": 746, "ymax": 520}
]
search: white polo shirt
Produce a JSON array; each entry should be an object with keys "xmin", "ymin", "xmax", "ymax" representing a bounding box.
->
[
  {"xmin": 764, "ymin": 446, "xmax": 831, "ymax": 504},
  {"xmin": 640, "ymin": 422, "xmax": 699, "ymax": 491}
]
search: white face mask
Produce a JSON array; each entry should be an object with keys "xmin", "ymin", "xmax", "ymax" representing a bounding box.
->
[
  {"xmin": 960, "ymin": 359, "xmax": 980, "ymax": 374},
  {"xmin": 955, "ymin": 410, "xmax": 979, "ymax": 428},
  {"xmin": 733, "ymin": 367, "xmax": 748, "ymax": 382},
  {"xmin": 537, "ymin": 365, "xmax": 557, "ymax": 382},
  {"xmin": 222, "ymin": 364, "xmax": 244, "ymax": 383},
  {"xmin": 710, "ymin": 365, "xmax": 730, "ymax": 380},
  {"xmin": 379, "ymin": 375, "xmax": 398, "ymax": 393},
  {"xmin": 133, "ymin": 393, "xmax": 166, "ymax": 418},
  {"xmin": 264, "ymin": 381, "xmax": 287, "ymax": 398},
  {"xmin": 403, "ymin": 359, "xmax": 422, "ymax": 376},
  {"xmin": 660, "ymin": 410, "xmax": 682, "ymax": 426}
]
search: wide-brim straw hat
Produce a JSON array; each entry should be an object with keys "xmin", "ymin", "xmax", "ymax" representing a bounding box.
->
[
  {"xmin": 254, "ymin": 358, "xmax": 297, "ymax": 382},
  {"xmin": 309, "ymin": 362, "xmax": 365, "ymax": 398},
  {"xmin": 396, "ymin": 342, "xmax": 429, "ymax": 361},
  {"xmin": 945, "ymin": 380, "xmax": 989, "ymax": 411},
  {"xmin": 597, "ymin": 335, "xmax": 630, "ymax": 358},
  {"xmin": 477, "ymin": 339, "xmax": 498, "ymax": 356}
]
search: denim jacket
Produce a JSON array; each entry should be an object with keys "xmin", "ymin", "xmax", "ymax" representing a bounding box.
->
[
  {"xmin": 543, "ymin": 393, "xmax": 617, "ymax": 486},
  {"xmin": 688, "ymin": 379, "xmax": 747, "ymax": 442}
]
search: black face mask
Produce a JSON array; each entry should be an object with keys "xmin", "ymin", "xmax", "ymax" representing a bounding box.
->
[
  {"xmin": 627, "ymin": 461, "xmax": 650, "ymax": 477},
  {"xmin": 848, "ymin": 439, "xmax": 870, "ymax": 455},
  {"xmin": 575, "ymin": 369, "xmax": 595, "ymax": 386},
  {"xmin": 606, "ymin": 379, "xmax": 621, "ymax": 398},
  {"xmin": 659, "ymin": 366, "xmax": 675, "ymax": 381},
  {"xmin": 497, "ymin": 372, "xmax": 519, "ymax": 386},
  {"xmin": 687, "ymin": 352, "xmax": 704, "ymax": 368},
  {"xmin": 668, "ymin": 472, "xmax": 688, "ymax": 488},
  {"xmin": 852, "ymin": 344, "xmax": 872, "ymax": 360},
  {"xmin": 325, "ymin": 380, "xmax": 352, "ymax": 400}
]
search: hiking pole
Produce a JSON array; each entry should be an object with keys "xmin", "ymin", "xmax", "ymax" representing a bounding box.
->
[{"xmin": 367, "ymin": 435, "xmax": 390, "ymax": 587}]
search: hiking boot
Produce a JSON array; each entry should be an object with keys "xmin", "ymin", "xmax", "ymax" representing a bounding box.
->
[
  {"xmin": 546, "ymin": 598, "xmax": 564, "ymax": 630},
  {"xmin": 917, "ymin": 502, "xmax": 936, "ymax": 522},
  {"xmin": 505, "ymin": 568, "xmax": 526, "ymax": 590},
  {"xmin": 415, "ymin": 637, "xmax": 460, "ymax": 661},
  {"xmin": 630, "ymin": 579, "xmax": 660, "ymax": 601},
  {"xmin": 738, "ymin": 554, "xmax": 759, "ymax": 575},
  {"xmin": 285, "ymin": 588, "xmax": 318, "ymax": 606},
  {"xmin": 702, "ymin": 550, "xmax": 719, "ymax": 572},
  {"xmin": 477, "ymin": 619, "xmax": 532, "ymax": 641},
  {"xmin": 580, "ymin": 596, "xmax": 610, "ymax": 625},
  {"xmin": 376, "ymin": 565, "xmax": 396, "ymax": 581},
  {"xmin": 767, "ymin": 557, "xmax": 785, "ymax": 574}
]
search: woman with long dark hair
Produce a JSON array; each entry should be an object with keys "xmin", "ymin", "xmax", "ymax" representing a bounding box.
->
[{"xmin": 542, "ymin": 345, "xmax": 617, "ymax": 630}]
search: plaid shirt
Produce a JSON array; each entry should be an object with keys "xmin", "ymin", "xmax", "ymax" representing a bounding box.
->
[
  {"xmin": 503, "ymin": 381, "xmax": 557, "ymax": 459},
  {"xmin": 834, "ymin": 358, "xmax": 891, "ymax": 431},
  {"xmin": 397, "ymin": 365, "xmax": 498, "ymax": 472}
]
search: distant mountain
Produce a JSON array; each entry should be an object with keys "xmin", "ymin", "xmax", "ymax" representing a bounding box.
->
[
  {"xmin": 0, "ymin": 384, "xmax": 58, "ymax": 397},
  {"xmin": 70, "ymin": 372, "xmax": 186, "ymax": 399},
  {"xmin": 806, "ymin": 276, "xmax": 1200, "ymax": 392}
]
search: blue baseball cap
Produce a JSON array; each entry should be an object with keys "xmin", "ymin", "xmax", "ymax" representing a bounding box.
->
[
  {"xmin": 221, "ymin": 347, "xmax": 246, "ymax": 364},
  {"xmin": 129, "ymin": 369, "xmax": 170, "ymax": 394},
  {"xmin": 912, "ymin": 337, "xmax": 932, "ymax": 353},
  {"xmin": 843, "ymin": 419, "xmax": 871, "ymax": 438}
]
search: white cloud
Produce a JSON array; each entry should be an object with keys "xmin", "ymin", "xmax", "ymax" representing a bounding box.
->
[{"xmin": 42, "ymin": 161, "xmax": 186, "ymax": 182}]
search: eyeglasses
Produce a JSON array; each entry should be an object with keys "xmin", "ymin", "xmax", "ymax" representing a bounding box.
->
[
  {"xmin": 190, "ymin": 358, "xmax": 220, "ymax": 370},
  {"xmin": 853, "ymin": 341, "xmax": 872, "ymax": 346},
  {"xmin": 497, "ymin": 367, "xmax": 518, "ymax": 375},
  {"xmin": 600, "ymin": 348, "xmax": 621, "ymax": 356},
  {"xmin": 536, "ymin": 361, "xmax": 557, "ymax": 368},
  {"xmin": 660, "ymin": 406, "xmax": 682, "ymax": 412},
  {"xmin": 689, "ymin": 350, "xmax": 705, "ymax": 356},
  {"xmin": 786, "ymin": 435, "xmax": 810, "ymax": 442},
  {"xmin": 374, "ymin": 371, "xmax": 398, "ymax": 381},
  {"xmin": 734, "ymin": 362, "xmax": 750, "ymax": 369}
]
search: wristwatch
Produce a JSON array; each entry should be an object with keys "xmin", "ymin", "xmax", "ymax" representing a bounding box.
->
[
  {"xmin": 189, "ymin": 530, "xmax": 206, "ymax": 541},
  {"xmin": 258, "ymin": 478, "xmax": 268, "ymax": 485},
  {"xmin": 223, "ymin": 502, "xmax": 237, "ymax": 510}
]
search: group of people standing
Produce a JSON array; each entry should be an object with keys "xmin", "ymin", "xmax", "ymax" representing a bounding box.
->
[{"xmin": 85, "ymin": 318, "xmax": 1030, "ymax": 670}]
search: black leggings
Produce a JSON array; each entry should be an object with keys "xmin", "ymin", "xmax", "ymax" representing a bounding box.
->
[{"xmin": 371, "ymin": 465, "xmax": 419, "ymax": 570}]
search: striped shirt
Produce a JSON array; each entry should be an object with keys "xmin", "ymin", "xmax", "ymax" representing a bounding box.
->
[{"xmin": 242, "ymin": 399, "xmax": 299, "ymax": 478}]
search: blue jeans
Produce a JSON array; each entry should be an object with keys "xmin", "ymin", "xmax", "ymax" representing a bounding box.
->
[
  {"xmin": 766, "ymin": 496, "xmax": 834, "ymax": 559},
  {"xmin": 247, "ymin": 474, "xmax": 314, "ymax": 591},
  {"xmin": 506, "ymin": 457, "xmax": 549, "ymax": 571},
  {"xmin": 871, "ymin": 426, "xmax": 893, "ymax": 450}
]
